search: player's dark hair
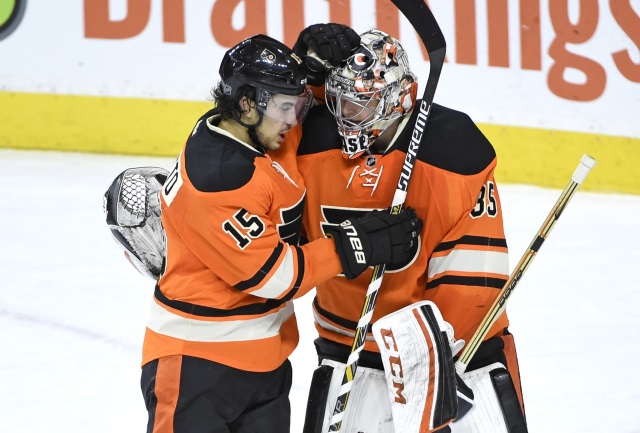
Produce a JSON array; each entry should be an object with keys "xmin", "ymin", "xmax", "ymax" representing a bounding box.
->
[{"xmin": 211, "ymin": 82, "xmax": 256, "ymax": 120}]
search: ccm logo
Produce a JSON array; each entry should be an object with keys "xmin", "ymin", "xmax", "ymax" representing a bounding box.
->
[
  {"xmin": 340, "ymin": 220, "xmax": 366, "ymax": 264},
  {"xmin": 379, "ymin": 327, "xmax": 407, "ymax": 404}
]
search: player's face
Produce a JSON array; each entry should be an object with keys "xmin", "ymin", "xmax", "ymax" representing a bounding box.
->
[
  {"xmin": 340, "ymin": 95, "xmax": 379, "ymax": 125},
  {"xmin": 255, "ymin": 112, "xmax": 290, "ymax": 151},
  {"xmin": 256, "ymin": 92, "xmax": 312, "ymax": 151}
]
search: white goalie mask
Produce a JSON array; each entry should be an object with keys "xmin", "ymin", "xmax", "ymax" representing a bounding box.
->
[{"xmin": 325, "ymin": 29, "xmax": 417, "ymax": 159}]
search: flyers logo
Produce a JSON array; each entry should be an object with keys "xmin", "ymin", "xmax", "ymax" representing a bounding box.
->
[
  {"xmin": 320, "ymin": 205, "xmax": 419, "ymax": 272},
  {"xmin": 347, "ymin": 46, "xmax": 375, "ymax": 72},
  {"xmin": 0, "ymin": 0, "xmax": 27, "ymax": 41},
  {"xmin": 260, "ymin": 48, "xmax": 276, "ymax": 63},
  {"xmin": 277, "ymin": 195, "xmax": 305, "ymax": 245}
]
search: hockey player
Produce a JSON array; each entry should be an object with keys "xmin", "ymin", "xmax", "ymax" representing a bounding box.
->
[
  {"xmin": 292, "ymin": 28, "xmax": 528, "ymax": 432},
  {"xmin": 105, "ymin": 34, "xmax": 423, "ymax": 433}
]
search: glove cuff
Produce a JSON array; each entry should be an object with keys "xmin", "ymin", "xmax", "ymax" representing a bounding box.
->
[{"xmin": 303, "ymin": 55, "xmax": 331, "ymax": 87}]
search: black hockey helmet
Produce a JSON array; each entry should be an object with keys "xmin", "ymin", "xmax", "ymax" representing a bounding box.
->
[
  {"xmin": 218, "ymin": 34, "xmax": 312, "ymax": 127},
  {"xmin": 219, "ymin": 34, "xmax": 308, "ymax": 98}
]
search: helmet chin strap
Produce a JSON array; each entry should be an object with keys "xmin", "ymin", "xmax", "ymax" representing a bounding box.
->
[{"xmin": 232, "ymin": 110, "xmax": 266, "ymax": 150}]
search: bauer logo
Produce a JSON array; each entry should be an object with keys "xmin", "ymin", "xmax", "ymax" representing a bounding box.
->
[{"xmin": 0, "ymin": 0, "xmax": 27, "ymax": 41}]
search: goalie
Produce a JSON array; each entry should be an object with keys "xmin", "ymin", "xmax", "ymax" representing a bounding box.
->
[{"xmin": 292, "ymin": 25, "xmax": 528, "ymax": 433}]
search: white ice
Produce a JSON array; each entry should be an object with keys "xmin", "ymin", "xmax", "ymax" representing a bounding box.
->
[{"xmin": 1, "ymin": 149, "xmax": 638, "ymax": 433}]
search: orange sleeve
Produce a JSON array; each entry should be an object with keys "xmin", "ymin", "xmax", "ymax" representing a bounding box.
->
[{"xmin": 424, "ymin": 164, "xmax": 511, "ymax": 344}]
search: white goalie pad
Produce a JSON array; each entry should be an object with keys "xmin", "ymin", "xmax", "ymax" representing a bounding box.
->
[
  {"xmin": 318, "ymin": 359, "xmax": 395, "ymax": 433},
  {"xmin": 449, "ymin": 363, "xmax": 510, "ymax": 433},
  {"xmin": 103, "ymin": 167, "xmax": 168, "ymax": 279},
  {"xmin": 372, "ymin": 300, "xmax": 464, "ymax": 433}
]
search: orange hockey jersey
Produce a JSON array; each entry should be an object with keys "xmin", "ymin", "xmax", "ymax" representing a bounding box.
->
[
  {"xmin": 142, "ymin": 110, "xmax": 341, "ymax": 372},
  {"xmin": 296, "ymin": 103, "xmax": 510, "ymax": 354}
]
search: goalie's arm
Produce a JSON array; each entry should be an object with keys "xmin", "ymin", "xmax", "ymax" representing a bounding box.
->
[{"xmin": 424, "ymin": 159, "xmax": 511, "ymax": 347}]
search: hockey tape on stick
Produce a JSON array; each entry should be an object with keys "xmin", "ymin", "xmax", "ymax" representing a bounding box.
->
[
  {"xmin": 455, "ymin": 154, "xmax": 596, "ymax": 375},
  {"xmin": 328, "ymin": 1, "xmax": 446, "ymax": 431}
]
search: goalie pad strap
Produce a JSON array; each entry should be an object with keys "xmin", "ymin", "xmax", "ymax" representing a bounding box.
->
[
  {"xmin": 451, "ymin": 362, "xmax": 528, "ymax": 433},
  {"xmin": 490, "ymin": 369, "xmax": 528, "ymax": 432},
  {"xmin": 303, "ymin": 365, "xmax": 333, "ymax": 433}
]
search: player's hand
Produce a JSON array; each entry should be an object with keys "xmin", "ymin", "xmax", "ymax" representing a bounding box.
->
[
  {"xmin": 327, "ymin": 208, "xmax": 422, "ymax": 279},
  {"xmin": 293, "ymin": 23, "xmax": 360, "ymax": 86}
]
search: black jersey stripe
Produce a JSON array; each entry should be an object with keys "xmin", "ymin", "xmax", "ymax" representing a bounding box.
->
[
  {"xmin": 313, "ymin": 296, "xmax": 371, "ymax": 333},
  {"xmin": 426, "ymin": 275, "xmax": 507, "ymax": 290},
  {"xmin": 278, "ymin": 246, "xmax": 305, "ymax": 302},
  {"xmin": 433, "ymin": 235, "xmax": 508, "ymax": 253},
  {"xmin": 235, "ymin": 243, "xmax": 285, "ymax": 291},
  {"xmin": 154, "ymin": 285, "xmax": 285, "ymax": 317}
]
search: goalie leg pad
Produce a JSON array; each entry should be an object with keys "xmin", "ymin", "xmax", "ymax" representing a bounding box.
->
[
  {"xmin": 312, "ymin": 359, "xmax": 394, "ymax": 433},
  {"xmin": 450, "ymin": 362, "xmax": 527, "ymax": 433},
  {"xmin": 372, "ymin": 300, "xmax": 461, "ymax": 433}
]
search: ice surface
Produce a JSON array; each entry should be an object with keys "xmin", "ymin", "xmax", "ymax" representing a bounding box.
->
[{"xmin": 1, "ymin": 149, "xmax": 638, "ymax": 432}]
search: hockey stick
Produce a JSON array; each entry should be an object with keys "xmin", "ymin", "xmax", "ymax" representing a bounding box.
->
[
  {"xmin": 455, "ymin": 154, "xmax": 596, "ymax": 375},
  {"xmin": 327, "ymin": 1, "xmax": 446, "ymax": 431}
]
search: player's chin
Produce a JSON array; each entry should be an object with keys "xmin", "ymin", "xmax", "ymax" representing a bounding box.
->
[{"xmin": 265, "ymin": 139, "xmax": 282, "ymax": 151}]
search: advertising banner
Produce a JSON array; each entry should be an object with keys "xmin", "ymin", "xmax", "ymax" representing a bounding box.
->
[{"xmin": 1, "ymin": 0, "xmax": 638, "ymax": 193}]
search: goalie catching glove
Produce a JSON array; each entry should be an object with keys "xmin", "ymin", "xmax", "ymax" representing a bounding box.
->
[
  {"xmin": 293, "ymin": 23, "xmax": 360, "ymax": 86},
  {"xmin": 103, "ymin": 167, "xmax": 168, "ymax": 279},
  {"xmin": 326, "ymin": 208, "xmax": 422, "ymax": 280}
]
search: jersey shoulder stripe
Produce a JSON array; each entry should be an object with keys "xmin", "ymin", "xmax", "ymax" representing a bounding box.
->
[{"xmin": 184, "ymin": 115, "xmax": 266, "ymax": 193}]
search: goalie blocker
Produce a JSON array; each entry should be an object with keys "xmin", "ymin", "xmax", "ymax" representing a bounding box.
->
[
  {"xmin": 303, "ymin": 301, "xmax": 527, "ymax": 433},
  {"xmin": 372, "ymin": 301, "xmax": 472, "ymax": 433}
]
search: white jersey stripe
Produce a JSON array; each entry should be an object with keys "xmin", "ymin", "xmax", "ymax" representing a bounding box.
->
[
  {"xmin": 250, "ymin": 246, "xmax": 296, "ymax": 299},
  {"xmin": 147, "ymin": 299, "xmax": 294, "ymax": 342},
  {"xmin": 427, "ymin": 250, "xmax": 508, "ymax": 279}
]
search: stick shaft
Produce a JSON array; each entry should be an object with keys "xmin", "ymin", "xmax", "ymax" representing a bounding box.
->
[{"xmin": 455, "ymin": 154, "xmax": 596, "ymax": 374}]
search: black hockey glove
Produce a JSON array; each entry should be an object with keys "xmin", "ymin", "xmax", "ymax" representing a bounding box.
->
[
  {"xmin": 327, "ymin": 208, "xmax": 422, "ymax": 280},
  {"xmin": 293, "ymin": 23, "xmax": 360, "ymax": 86}
]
